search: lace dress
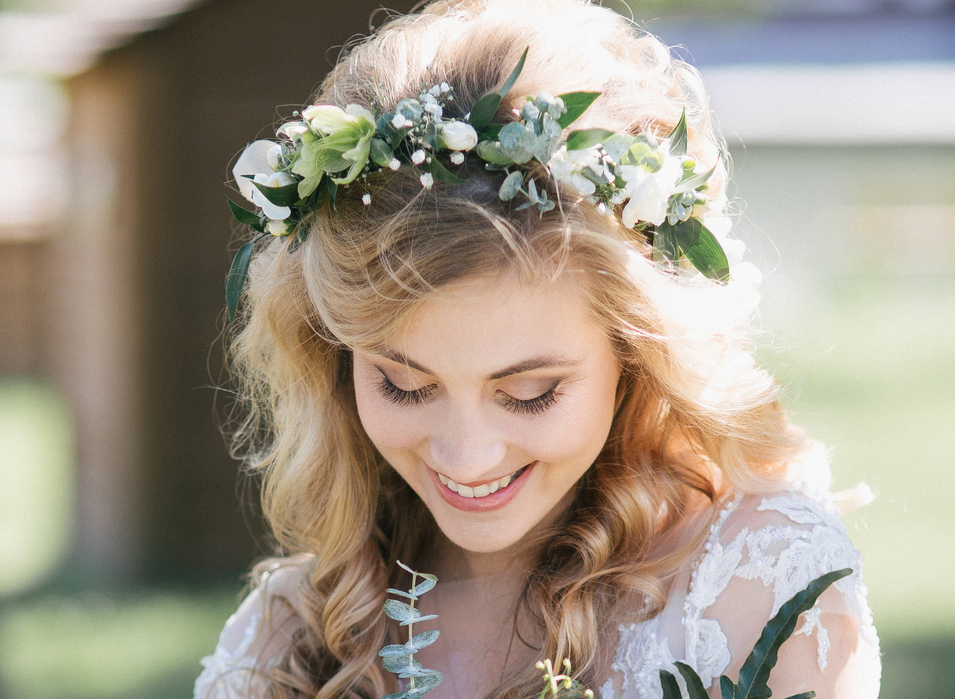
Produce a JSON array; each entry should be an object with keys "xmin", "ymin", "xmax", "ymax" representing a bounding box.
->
[{"xmin": 194, "ymin": 488, "xmax": 881, "ymax": 699}]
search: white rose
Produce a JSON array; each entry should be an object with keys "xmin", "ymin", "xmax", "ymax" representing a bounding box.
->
[
  {"xmin": 441, "ymin": 121, "xmax": 478, "ymax": 151},
  {"xmin": 232, "ymin": 140, "xmax": 275, "ymax": 204}
]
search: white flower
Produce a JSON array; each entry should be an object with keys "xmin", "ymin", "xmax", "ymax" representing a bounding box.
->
[
  {"xmin": 450, "ymin": 151, "xmax": 465, "ymax": 165},
  {"xmin": 303, "ymin": 103, "xmax": 375, "ymax": 135},
  {"xmin": 266, "ymin": 144, "xmax": 286, "ymax": 171},
  {"xmin": 388, "ymin": 158, "xmax": 401, "ymax": 171},
  {"xmin": 425, "ymin": 101, "xmax": 443, "ymax": 118},
  {"xmin": 441, "ymin": 121, "xmax": 478, "ymax": 151},
  {"xmin": 362, "ymin": 193, "xmax": 372, "ymax": 206},
  {"xmin": 420, "ymin": 172, "xmax": 434, "ymax": 189},
  {"xmin": 548, "ymin": 146, "xmax": 601, "ymax": 196},
  {"xmin": 252, "ymin": 171, "xmax": 297, "ymax": 220},
  {"xmin": 411, "ymin": 149, "xmax": 426, "ymax": 165},
  {"xmin": 232, "ymin": 140, "xmax": 275, "ymax": 203},
  {"xmin": 267, "ymin": 219, "xmax": 292, "ymax": 237},
  {"xmin": 619, "ymin": 144, "xmax": 683, "ymax": 227},
  {"xmin": 276, "ymin": 121, "xmax": 308, "ymax": 143},
  {"xmin": 392, "ymin": 112, "xmax": 412, "ymax": 129},
  {"xmin": 440, "ymin": 82, "xmax": 450, "ymax": 93}
]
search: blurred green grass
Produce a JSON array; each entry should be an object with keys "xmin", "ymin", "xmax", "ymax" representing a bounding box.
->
[{"xmin": 0, "ymin": 273, "xmax": 952, "ymax": 697}]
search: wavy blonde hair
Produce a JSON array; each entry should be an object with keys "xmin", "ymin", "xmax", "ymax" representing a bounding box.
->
[{"xmin": 227, "ymin": 1, "xmax": 809, "ymax": 697}]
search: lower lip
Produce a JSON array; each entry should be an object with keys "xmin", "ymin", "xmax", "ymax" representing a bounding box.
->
[{"xmin": 430, "ymin": 462, "xmax": 536, "ymax": 513}]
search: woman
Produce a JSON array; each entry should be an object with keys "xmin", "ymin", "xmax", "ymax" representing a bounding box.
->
[{"xmin": 195, "ymin": 0, "xmax": 880, "ymax": 697}]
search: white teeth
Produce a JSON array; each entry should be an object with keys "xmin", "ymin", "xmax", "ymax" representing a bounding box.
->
[{"xmin": 440, "ymin": 466, "xmax": 527, "ymax": 499}]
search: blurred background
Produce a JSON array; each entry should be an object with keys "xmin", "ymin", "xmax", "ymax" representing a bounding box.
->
[{"xmin": 0, "ymin": 0, "xmax": 952, "ymax": 696}]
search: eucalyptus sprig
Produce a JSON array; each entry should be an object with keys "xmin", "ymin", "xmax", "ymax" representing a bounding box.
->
[{"xmin": 379, "ymin": 561, "xmax": 443, "ymax": 699}]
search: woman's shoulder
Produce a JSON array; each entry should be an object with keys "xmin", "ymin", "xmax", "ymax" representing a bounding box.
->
[{"xmin": 194, "ymin": 555, "xmax": 312, "ymax": 699}]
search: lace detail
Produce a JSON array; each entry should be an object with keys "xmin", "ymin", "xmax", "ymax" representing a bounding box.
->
[
  {"xmin": 194, "ymin": 610, "xmax": 271, "ymax": 699},
  {"xmin": 603, "ymin": 488, "xmax": 881, "ymax": 699}
]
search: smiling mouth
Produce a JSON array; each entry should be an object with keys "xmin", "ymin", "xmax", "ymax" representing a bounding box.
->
[{"xmin": 437, "ymin": 464, "xmax": 531, "ymax": 499}]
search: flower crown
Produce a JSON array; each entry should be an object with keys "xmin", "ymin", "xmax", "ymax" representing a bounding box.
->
[{"xmin": 226, "ymin": 49, "xmax": 731, "ymax": 322}]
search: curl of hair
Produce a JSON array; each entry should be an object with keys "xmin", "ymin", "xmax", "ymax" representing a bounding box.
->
[{"xmin": 227, "ymin": 1, "xmax": 810, "ymax": 697}]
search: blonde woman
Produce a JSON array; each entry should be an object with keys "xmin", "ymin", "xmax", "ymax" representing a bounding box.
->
[{"xmin": 195, "ymin": 0, "xmax": 880, "ymax": 697}]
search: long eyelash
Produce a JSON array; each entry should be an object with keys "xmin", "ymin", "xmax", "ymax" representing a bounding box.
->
[
  {"xmin": 376, "ymin": 374, "xmax": 435, "ymax": 406},
  {"xmin": 500, "ymin": 385, "xmax": 560, "ymax": 416}
]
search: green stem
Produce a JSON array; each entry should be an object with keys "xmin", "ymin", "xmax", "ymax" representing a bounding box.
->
[{"xmin": 408, "ymin": 572, "xmax": 417, "ymax": 692}]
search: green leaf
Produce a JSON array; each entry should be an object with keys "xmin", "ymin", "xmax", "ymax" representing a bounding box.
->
[
  {"xmin": 250, "ymin": 179, "xmax": 300, "ymax": 207},
  {"xmin": 225, "ymin": 240, "xmax": 254, "ymax": 324},
  {"xmin": 468, "ymin": 47, "xmax": 528, "ymax": 132},
  {"xmin": 653, "ymin": 222, "xmax": 680, "ymax": 263},
  {"xmin": 386, "ymin": 588, "xmax": 417, "ymax": 601},
  {"xmin": 556, "ymin": 91, "xmax": 600, "ymax": 129},
  {"xmin": 407, "ymin": 672, "xmax": 443, "ymax": 695},
  {"xmin": 735, "ymin": 569, "xmax": 852, "ymax": 699},
  {"xmin": 475, "ymin": 140, "xmax": 515, "ymax": 166},
  {"xmin": 479, "ymin": 123, "xmax": 504, "ymax": 140},
  {"xmin": 783, "ymin": 693, "xmax": 816, "ymax": 699},
  {"xmin": 382, "ymin": 655, "xmax": 420, "ymax": 674},
  {"xmin": 226, "ymin": 197, "xmax": 263, "ymax": 229},
  {"xmin": 427, "ymin": 157, "xmax": 468, "ymax": 185},
  {"xmin": 673, "ymin": 159, "xmax": 719, "ymax": 195},
  {"xmin": 412, "ymin": 575, "xmax": 437, "ymax": 597},
  {"xmin": 719, "ymin": 676, "xmax": 736, "ymax": 699},
  {"xmin": 565, "ymin": 128, "xmax": 615, "ymax": 151},
  {"xmin": 659, "ymin": 670, "xmax": 684, "ymax": 699},
  {"xmin": 326, "ymin": 178, "xmax": 338, "ymax": 210},
  {"xmin": 498, "ymin": 47, "xmax": 528, "ymax": 99},
  {"xmin": 468, "ymin": 92, "xmax": 504, "ymax": 133},
  {"xmin": 383, "ymin": 599, "xmax": 415, "ymax": 623},
  {"xmin": 402, "ymin": 613, "xmax": 437, "ymax": 626},
  {"xmin": 674, "ymin": 662, "xmax": 708, "ymax": 699},
  {"xmin": 665, "ymin": 219, "xmax": 730, "ymax": 282},
  {"xmin": 379, "ymin": 643, "xmax": 414, "ymax": 657},
  {"xmin": 381, "ymin": 692, "xmax": 412, "ymax": 699},
  {"xmin": 668, "ymin": 108, "xmax": 688, "ymax": 156},
  {"xmin": 396, "ymin": 560, "xmax": 415, "ymax": 575},
  {"xmin": 370, "ymin": 137, "xmax": 395, "ymax": 167},
  {"xmin": 410, "ymin": 629, "xmax": 440, "ymax": 651}
]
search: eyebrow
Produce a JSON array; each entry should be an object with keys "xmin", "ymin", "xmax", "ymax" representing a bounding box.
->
[{"xmin": 379, "ymin": 349, "xmax": 581, "ymax": 380}]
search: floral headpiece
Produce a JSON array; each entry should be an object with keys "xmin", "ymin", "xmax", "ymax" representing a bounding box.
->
[{"xmin": 226, "ymin": 49, "xmax": 731, "ymax": 322}]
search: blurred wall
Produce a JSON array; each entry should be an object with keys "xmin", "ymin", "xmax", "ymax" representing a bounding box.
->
[{"xmin": 58, "ymin": 0, "xmax": 418, "ymax": 584}]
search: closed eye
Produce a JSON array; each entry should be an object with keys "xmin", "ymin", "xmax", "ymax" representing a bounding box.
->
[
  {"xmin": 497, "ymin": 382, "xmax": 560, "ymax": 415},
  {"xmin": 376, "ymin": 373, "xmax": 436, "ymax": 406}
]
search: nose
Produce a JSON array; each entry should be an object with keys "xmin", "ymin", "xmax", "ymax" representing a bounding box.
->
[{"xmin": 427, "ymin": 405, "xmax": 507, "ymax": 483}]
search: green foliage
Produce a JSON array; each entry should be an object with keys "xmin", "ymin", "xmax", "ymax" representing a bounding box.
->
[
  {"xmin": 469, "ymin": 47, "xmax": 528, "ymax": 133},
  {"xmin": 535, "ymin": 658, "xmax": 594, "ymax": 699},
  {"xmin": 379, "ymin": 562, "xmax": 443, "ymax": 699},
  {"xmin": 225, "ymin": 239, "xmax": 255, "ymax": 324},
  {"xmin": 659, "ymin": 569, "xmax": 852, "ymax": 699}
]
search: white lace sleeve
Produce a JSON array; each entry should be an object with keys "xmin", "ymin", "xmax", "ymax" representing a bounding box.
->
[
  {"xmin": 607, "ymin": 490, "xmax": 881, "ymax": 699},
  {"xmin": 194, "ymin": 565, "xmax": 306, "ymax": 699}
]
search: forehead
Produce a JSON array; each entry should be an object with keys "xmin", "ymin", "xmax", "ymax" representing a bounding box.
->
[{"xmin": 382, "ymin": 271, "xmax": 609, "ymax": 376}]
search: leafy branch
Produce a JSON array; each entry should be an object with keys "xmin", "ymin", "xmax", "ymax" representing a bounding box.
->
[{"xmin": 379, "ymin": 561, "xmax": 443, "ymax": 699}]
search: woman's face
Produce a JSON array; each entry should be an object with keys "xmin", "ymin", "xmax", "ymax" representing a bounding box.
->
[{"xmin": 353, "ymin": 272, "xmax": 621, "ymax": 555}]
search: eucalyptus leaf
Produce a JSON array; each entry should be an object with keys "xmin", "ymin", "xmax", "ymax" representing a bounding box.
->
[
  {"xmin": 410, "ymin": 629, "xmax": 440, "ymax": 651},
  {"xmin": 225, "ymin": 240, "xmax": 254, "ymax": 324},
  {"xmin": 226, "ymin": 197, "xmax": 263, "ymax": 228},
  {"xmin": 668, "ymin": 109, "xmax": 688, "ymax": 157},
  {"xmin": 410, "ymin": 672, "xmax": 443, "ymax": 693},
  {"xmin": 565, "ymin": 128, "xmax": 615, "ymax": 151},
  {"xmin": 401, "ymin": 613, "xmax": 437, "ymax": 626},
  {"xmin": 499, "ymin": 170, "xmax": 524, "ymax": 201},
  {"xmin": 382, "ymin": 655, "xmax": 418, "ymax": 674},
  {"xmin": 427, "ymin": 157, "xmax": 468, "ymax": 185},
  {"xmin": 386, "ymin": 588, "xmax": 417, "ymax": 601},
  {"xmin": 383, "ymin": 599, "xmax": 415, "ymax": 623},
  {"xmin": 659, "ymin": 670, "xmax": 683, "ymax": 699},
  {"xmin": 396, "ymin": 560, "xmax": 415, "ymax": 575},
  {"xmin": 379, "ymin": 643, "xmax": 414, "ymax": 657},
  {"xmin": 498, "ymin": 122, "xmax": 538, "ymax": 164},
  {"xmin": 381, "ymin": 691, "xmax": 411, "ymax": 699},
  {"xmin": 556, "ymin": 91, "xmax": 600, "ymax": 129},
  {"xmin": 412, "ymin": 577, "xmax": 437, "ymax": 597},
  {"xmin": 674, "ymin": 662, "xmax": 709, "ymax": 699},
  {"xmin": 476, "ymin": 140, "xmax": 515, "ymax": 166},
  {"xmin": 735, "ymin": 569, "xmax": 852, "ymax": 699},
  {"xmin": 251, "ymin": 179, "xmax": 301, "ymax": 207}
]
